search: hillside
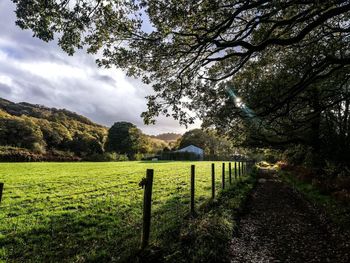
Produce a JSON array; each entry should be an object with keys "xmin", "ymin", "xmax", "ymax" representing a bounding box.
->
[
  {"xmin": 0, "ymin": 97, "xmax": 107, "ymax": 161},
  {"xmin": 0, "ymin": 97, "xmax": 180, "ymax": 161},
  {"xmin": 0, "ymin": 98, "xmax": 102, "ymax": 127},
  {"xmin": 150, "ymin": 132, "xmax": 182, "ymax": 142}
]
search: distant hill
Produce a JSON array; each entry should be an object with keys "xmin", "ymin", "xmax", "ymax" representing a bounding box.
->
[
  {"xmin": 0, "ymin": 98, "xmax": 102, "ymax": 127},
  {"xmin": 0, "ymin": 97, "xmax": 182, "ymax": 161},
  {"xmin": 150, "ymin": 133, "xmax": 182, "ymax": 142},
  {"xmin": 0, "ymin": 97, "xmax": 107, "ymax": 161}
]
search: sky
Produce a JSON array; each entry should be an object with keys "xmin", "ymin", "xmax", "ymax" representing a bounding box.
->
[{"xmin": 0, "ymin": 1, "xmax": 200, "ymax": 135}]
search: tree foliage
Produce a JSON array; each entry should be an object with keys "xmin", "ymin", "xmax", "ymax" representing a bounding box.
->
[
  {"xmin": 10, "ymin": 1, "xmax": 350, "ymax": 168},
  {"xmin": 0, "ymin": 98, "xmax": 106, "ymax": 157},
  {"xmin": 105, "ymin": 121, "xmax": 149, "ymax": 158},
  {"xmin": 179, "ymin": 129, "xmax": 236, "ymax": 159},
  {"xmin": 11, "ymin": 0, "xmax": 350, "ymax": 125}
]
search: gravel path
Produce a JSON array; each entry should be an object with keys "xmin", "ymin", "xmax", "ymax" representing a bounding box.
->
[{"xmin": 229, "ymin": 169, "xmax": 350, "ymax": 263}]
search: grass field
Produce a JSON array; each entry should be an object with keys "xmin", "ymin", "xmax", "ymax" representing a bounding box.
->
[{"xmin": 0, "ymin": 161, "xmax": 243, "ymax": 262}]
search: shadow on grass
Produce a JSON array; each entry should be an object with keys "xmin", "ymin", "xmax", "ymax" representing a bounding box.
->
[
  {"xmin": 1, "ymin": 199, "xmax": 144, "ymax": 262},
  {"xmin": 1, "ymin": 174, "xmax": 252, "ymax": 263}
]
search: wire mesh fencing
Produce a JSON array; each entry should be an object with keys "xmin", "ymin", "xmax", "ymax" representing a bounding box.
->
[{"xmin": 0, "ymin": 160, "xmax": 255, "ymax": 260}]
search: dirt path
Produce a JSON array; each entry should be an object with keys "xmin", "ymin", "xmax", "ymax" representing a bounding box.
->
[{"xmin": 229, "ymin": 169, "xmax": 350, "ymax": 263}]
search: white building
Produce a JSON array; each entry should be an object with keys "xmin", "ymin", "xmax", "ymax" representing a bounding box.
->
[{"xmin": 177, "ymin": 145, "xmax": 204, "ymax": 160}]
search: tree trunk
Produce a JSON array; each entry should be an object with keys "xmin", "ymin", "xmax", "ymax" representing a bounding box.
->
[{"xmin": 310, "ymin": 88, "xmax": 322, "ymax": 169}]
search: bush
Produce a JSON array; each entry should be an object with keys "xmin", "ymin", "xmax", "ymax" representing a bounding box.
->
[
  {"xmin": 134, "ymin": 152, "xmax": 144, "ymax": 161},
  {"xmin": 116, "ymin": 153, "xmax": 129, "ymax": 161},
  {"xmin": 0, "ymin": 146, "xmax": 81, "ymax": 162},
  {"xmin": 84, "ymin": 152, "xmax": 129, "ymax": 162},
  {"xmin": 282, "ymin": 144, "xmax": 308, "ymax": 165}
]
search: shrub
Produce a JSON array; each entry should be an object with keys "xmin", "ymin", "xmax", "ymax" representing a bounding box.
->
[
  {"xmin": 0, "ymin": 146, "xmax": 81, "ymax": 162},
  {"xmin": 282, "ymin": 144, "xmax": 308, "ymax": 165},
  {"xmin": 134, "ymin": 153, "xmax": 144, "ymax": 161},
  {"xmin": 116, "ymin": 153, "xmax": 129, "ymax": 161}
]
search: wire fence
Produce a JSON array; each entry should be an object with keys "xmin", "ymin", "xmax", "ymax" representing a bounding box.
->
[{"xmin": 0, "ymin": 160, "xmax": 255, "ymax": 261}]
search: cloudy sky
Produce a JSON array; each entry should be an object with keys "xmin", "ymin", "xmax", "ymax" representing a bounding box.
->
[{"xmin": 0, "ymin": 1, "xmax": 200, "ymax": 135}]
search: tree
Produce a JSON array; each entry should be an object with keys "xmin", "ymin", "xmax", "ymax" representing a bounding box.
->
[
  {"xmin": 199, "ymin": 41, "xmax": 350, "ymax": 167},
  {"xmin": 179, "ymin": 129, "xmax": 235, "ymax": 158},
  {"xmin": 12, "ymin": 0, "xmax": 350, "ymax": 125},
  {"xmin": 12, "ymin": 1, "xmax": 350, "ymax": 169},
  {"xmin": 68, "ymin": 132, "xmax": 103, "ymax": 156},
  {"xmin": 0, "ymin": 115, "xmax": 45, "ymax": 152},
  {"xmin": 105, "ymin": 122, "xmax": 147, "ymax": 158},
  {"xmin": 36, "ymin": 119, "xmax": 72, "ymax": 150},
  {"xmin": 179, "ymin": 129, "xmax": 208, "ymax": 150}
]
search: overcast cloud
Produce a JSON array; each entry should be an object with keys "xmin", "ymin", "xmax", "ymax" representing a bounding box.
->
[{"xmin": 0, "ymin": 1, "xmax": 200, "ymax": 135}]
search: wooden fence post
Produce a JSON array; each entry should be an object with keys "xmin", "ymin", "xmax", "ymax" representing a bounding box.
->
[
  {"xmin": 229, "ymin": 162, "xmax": 232, "ymax": 184},
  {"xmin": 211, "ymin": 163, "xmax": 215, "ymax": 199},
  {"xmin": 234, "ymin": 162, "xmax": 237, "ymax": 180},
  {"xmin": 140, "ymin": 169, "xmax": 154, "ymax": 249},
  {"xmin": 239, "ymin": 162, "xmax": 241, "ymax": 177},
  {"xmin": 0, "ymin": 183, "xmax": 3, "ymax": 204},
  {"xmin": 191, "ymin": 165, "xmax": 195, "ymax": 216},
  {"xmin": 222, "ymin": 163, "xmax": 225, "ymax": 189}
]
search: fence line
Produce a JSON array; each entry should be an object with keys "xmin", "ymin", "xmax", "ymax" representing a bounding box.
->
[{"xmin": 0, "ymin": 160, "xmax": 255, "ymax": 255}]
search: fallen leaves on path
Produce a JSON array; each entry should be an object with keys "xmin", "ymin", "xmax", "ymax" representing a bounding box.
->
[{"xmin": 230, "ymin": 171, "xmax": 349, "ymax": 263}]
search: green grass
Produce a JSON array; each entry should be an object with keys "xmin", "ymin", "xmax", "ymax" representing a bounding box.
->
[
  {"xmin": 0, "ymin": 161, "xmax": 244, "ymax": 262},
  {"xmin": 280, "ymin": 171, "xmax": 350, "ymax": 229},
  {"xmin": 164, "ymin": 175, "xmax": 256, "ymax": 262}
]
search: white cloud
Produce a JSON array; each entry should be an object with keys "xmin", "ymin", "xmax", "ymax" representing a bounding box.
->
[
  {"xmin": 0, "ymin": 1, "xmax": 201, "ymax": 135},
  {"xmin": 0, "ymin": 75, "xmax": 13, "ymax": 86}
]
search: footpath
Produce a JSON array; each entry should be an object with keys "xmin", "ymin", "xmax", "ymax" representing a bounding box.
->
[{"xmin": 229, "ymin": 169, "xmax": 350, "ymax": 263}]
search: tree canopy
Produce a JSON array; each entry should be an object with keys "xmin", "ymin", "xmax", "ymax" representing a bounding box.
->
[
  {"xmin": 12, "ymin": 0, "xmax": 350, "ymax": 123},
  {"xmin": 105, "ymin": 121, "xmax": 149, "ymax": 158},
  {"xmin": 179, "ymin": 128, "xmax": 236, "ymax": 159},
  {"xmin": 11, "ymin": 0, "xmax": 350, "ymax": 166}
]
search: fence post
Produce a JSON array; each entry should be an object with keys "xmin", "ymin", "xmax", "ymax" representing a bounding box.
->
[
  {"xmin": 211, "ymin": 163, "xmax": 215, "ymax": 199},
  {"xmin": 229, "ymin": 162, "xmax": 232, "ymax": 184},
  {"xmin": 140, "ymin": 169, "xmax": 154, "ymax": 249},
  {"xmin": 222, "ymin": 163, "xmax": 225, "ymax": 189},
  {"xmin": 191, "ymin": 165, "xmax": 195, "ymax": 216},
  {"xmin": 234, "ymin": 162, "xmax": 237, "ymax": 180},
  {"xmin": 0, "ymin": 183, "xmax": 3, "ymax": 204},
  {"xmin": 239, "ymin": 162, "xmax": 241, "ymax": 177}
]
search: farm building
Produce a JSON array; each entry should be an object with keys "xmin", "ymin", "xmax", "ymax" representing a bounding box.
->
[{"xmin": 177, "ymin": 145, "xmax": 204, "ymax": 160}]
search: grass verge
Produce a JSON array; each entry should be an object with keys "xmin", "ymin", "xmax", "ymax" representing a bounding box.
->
[
  {"xmin": 143, "ymin": 174, "xmax": 256, "ymax": 263},
  {"xmin": 279, "ymin": 170, "xmax": 350, "ymax": 229}
]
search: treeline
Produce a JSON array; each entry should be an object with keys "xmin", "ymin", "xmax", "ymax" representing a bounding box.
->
[
  {"xmin": 176, "ymin": 129, "xmax": 237, "ymax": 160},
  {"xmin": 0, "ymin": 106, "xmax": 106, "ymax": 161},
  {"xmin": 0, "ymin": 98, "xmax": 169, "ymax": 161},
  {"xmin": 0, "ymin": 98, "xmax": 243, "ymax": 162},
  {"xmin": 149, "ymin": 133, "xmax": 181, "ymax": 142}
]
